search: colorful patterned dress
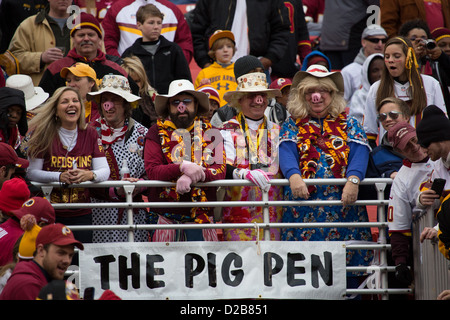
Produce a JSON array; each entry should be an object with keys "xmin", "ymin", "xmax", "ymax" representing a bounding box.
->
[
  {"xmin": 280, "ymin": 113, "xmax": 373, "ymax": 270},
  {"xmin": 221, "ymin": 113, "xmax": 283, "ymax": 241}
]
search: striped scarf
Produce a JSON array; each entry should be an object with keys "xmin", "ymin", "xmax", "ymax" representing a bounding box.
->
[{"xmin": 94, "ymin": 117, "xmax": 128, "ymax": 145}]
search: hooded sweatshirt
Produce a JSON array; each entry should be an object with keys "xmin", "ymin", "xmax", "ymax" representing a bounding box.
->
[{"xmin": 348, "ymin": 53, "xmax": 383, "ymax": 123}]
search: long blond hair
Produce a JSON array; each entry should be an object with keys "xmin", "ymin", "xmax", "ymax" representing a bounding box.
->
[
  {"xmin": 287, "ymin": 76, "xmax": 346, "ymax": 120},
  {"xmin": 27, "ymin": 87, "xmax": 86, "ymax": 159}
]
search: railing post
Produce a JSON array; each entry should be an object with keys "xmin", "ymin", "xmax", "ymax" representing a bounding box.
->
[
  {"xmin": 375, "ymin": 182, "xmax": 389, "ymax": 300},
  {"xmin": 263, "ymin": 188, "xmax": 270, "ymax": 241},
  {"xmin": 123, "ymin": 184, "xmax": 136, "ymax": 242}
]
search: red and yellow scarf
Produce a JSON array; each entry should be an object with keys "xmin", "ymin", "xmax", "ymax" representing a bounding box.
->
[
  {"xmin": 157, "ymin": 117, "xmax": 212, "ymax": 223},
  {"xmin": 296, "ymin": 112, "xmax": 350, "ymax": 182}
]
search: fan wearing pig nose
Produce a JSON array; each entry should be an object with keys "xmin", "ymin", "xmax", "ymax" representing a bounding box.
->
[
  {"xmin": 86, "ymin": 74, "xmax": 150, "ymax": 243},
  {"xmin": 219, "ymin": 72, "xmax": 284, "ymax": 241},
  {"xmin": 144, "ymin": 79, "xmax": 226, "ymax": 242},
  {"xmin": 278, "ymin": 65, "xmax": 374, "ymax": 279}
]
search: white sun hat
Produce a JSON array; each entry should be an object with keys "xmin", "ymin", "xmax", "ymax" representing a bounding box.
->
[
  {"xmin": 154, "ymin": 79, "xmax": 210, "ymax": 117},
  {"xmin": 5, "ymin": 74, "xmax": 49, "ymax": 111},
  {"xmin": 87, "ymin": 74, "xmax": 141, "ymax": 108},
  {"xmin": 222, "ymin": 72, "xmax": 281, "ymax": 102},
  {"xmin": 291, "ymin": 64, "xmax": 345, "ymax": 93}
]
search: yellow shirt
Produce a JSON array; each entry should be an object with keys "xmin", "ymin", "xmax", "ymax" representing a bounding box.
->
[{"xmin": 195, "ymin": 62, "xmax": 237, "ymax": 107}]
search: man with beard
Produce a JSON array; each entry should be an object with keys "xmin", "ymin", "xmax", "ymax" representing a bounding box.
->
[
  {"xmin": 38, "ymin": 12, "xmax": 138, "ymax": 96},
  {"xmin": 0, "ymin": 223, "xmax": 83, "ymax": 300},
  {"xmin": 144, "ymin": 79, "xmax": 226, "ymax": 241}
]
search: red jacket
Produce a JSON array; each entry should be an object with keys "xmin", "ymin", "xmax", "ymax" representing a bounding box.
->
[
  {"xmin": 0, "ymin": 219, "xmax": 23, "ymax": 266},
  {"xmin": 0, "ymin": 260, "xmax": 49, "ymax": 300}
]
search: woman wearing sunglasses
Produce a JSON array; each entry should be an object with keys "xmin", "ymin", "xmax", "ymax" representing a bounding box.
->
[
  {"xmin": 363, "ymin": 36, "xmax": 446, "ymax": 149},
  {"xmin": 366, "ymin": 97, "xmax": 411, "ymax": 181}
]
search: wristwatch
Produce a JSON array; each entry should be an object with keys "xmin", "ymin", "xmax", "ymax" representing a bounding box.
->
[
  {"xmin": 347, "ymin": 177, "xmax": 360, "ymax": 185},
  {"xmin": 91, "ymin": 172, "xmax": 97, "ymax": 181}
]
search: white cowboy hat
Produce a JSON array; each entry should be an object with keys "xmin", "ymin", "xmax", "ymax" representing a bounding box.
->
[
  {"xmin": 87, "ymin": 74, "xmax": 141, "ymax": 108},
  {"xmin": 5, "ymin": 74, "xmax": 49, "ymax": 111},
  {"xmin": 222, "ymin": 72, "xmax": 281, "ymax": 102},
  {"xmin": 292, "ymin": 64, "xmax": 345, "ymax": 93},
  {"xmin": 154, "ymin": 79, "xmax": 210, "ymax": 117}
]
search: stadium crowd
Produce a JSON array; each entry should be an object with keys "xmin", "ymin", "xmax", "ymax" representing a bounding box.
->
[{"xmin": 0, "ymin": 0, "xmax": 449, "ymax": 300}]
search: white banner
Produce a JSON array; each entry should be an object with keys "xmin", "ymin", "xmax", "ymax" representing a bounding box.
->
[{"xmin": 79, "ymin": 241, "xmax": 347, "ymax": 300}]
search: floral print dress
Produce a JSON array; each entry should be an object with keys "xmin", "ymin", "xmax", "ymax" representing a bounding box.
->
[{"xmin": 280, "ymin": 114, "xmax": 373, "ymax": 270}]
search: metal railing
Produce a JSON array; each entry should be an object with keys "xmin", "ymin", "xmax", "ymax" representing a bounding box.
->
[
  {"xmin": 412, "ymin": 207, "xmax": 450, "ymax": 299},
  {"xmin": 31, "ymin": 177, "xmax": 418, "ymax": 299}
]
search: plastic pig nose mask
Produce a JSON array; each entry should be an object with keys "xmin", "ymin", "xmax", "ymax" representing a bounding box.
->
[
  {"xmin": 253, "ymin": 94, "xmax": 264, "ymax": 104},
  {"xmin": 103, "ymin": 101, "xmax": 114, "ymax": 112},
  {"xmin": 177, "ymin": 102, "xmax": 187, "ymax": 113},
  {"xmin": 311, "ymin": 92, "xmax": 321, "ymax": 103}
]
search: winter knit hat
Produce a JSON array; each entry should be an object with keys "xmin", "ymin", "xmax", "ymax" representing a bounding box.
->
[
  {"xmin": 234, "ymin": 55, "xmax": 264, "ymax": 80},
  {"xmin": 416, "ymin": 105, "xmax": 450, "ymax": 147},
  {"xmin": 0, "ymin": 177, "xmax": 30, "ymax": 215},
  {"xmin": 70, "ymin": 12, "xmax": 102, "ymax": 39},
  {"xmin": 431, "ymin": 27, "xmax": 450, "ymax": 43}
]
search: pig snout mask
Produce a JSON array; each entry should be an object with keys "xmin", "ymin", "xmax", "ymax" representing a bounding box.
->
[
  {"xmin": 252, "ymin": 94, "xmax": 264, "ymax": 104},
  {"xmin": 177, "ymin": 102, "xmax": 187, "ymax": 113},
  {"xmin": 311, "ymin": 92, "xmax": 321, "ymax": 103},
  {"xmin": 103, "ymin": 101, "xmax": 114, "ymax": 112}
]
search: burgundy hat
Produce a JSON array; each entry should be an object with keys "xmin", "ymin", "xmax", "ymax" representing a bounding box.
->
[
  {"xmin": 70, "ymin": 12, "xmax": 102, "ymax": 39},
  {"xmin": 0, "ymin": 142, "xmax": 29, "ymax": 168},
  {"xmin": 269, "ymin": 78, "xmax": 292, "ymax": 91},
  {"xmin": 36, "ymin": 223, "xmax": 84, "ymax": 250},
  {"xmin": 431, "ymin": 27, "xmax": 450, "ymax": 43},
  {"xmin": 0, "ymin": 177, "xmax": 30, "ymax": 215},
  {"xmin": 11, "ymin": 197, "xmax": 55, "ymax": 225},
  {"xmin": 387, "ymin": 122, "xmax": 416, "ymax": 150}
]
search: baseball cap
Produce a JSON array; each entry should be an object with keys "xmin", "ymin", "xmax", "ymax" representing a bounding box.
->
[
  {"xmin": 11, "ymin": 197, "xmax": 56, "ymax": 225},
  {"xmin": 60, "ymin": 62, "xmax": 97, "ymax": 82},
  {"xmin": 269, "ymin": 78, "xmax": 292, "ymax": 91},
  {"xmin": 0, "ymin": 142, "xmax": 29, "ymax": 168},
  {"xmin": 362, "ymin": 24, "xmax": 388, "ymax": 39},
  {"xmin": 36, "ymin": 223, "xmax": 84, "ymax": 250},
  {"xmin": 387, "ymin": 122, "xmax": 417, "ymax": 150},
  {"xmin": 208, "ymin": 30, "xmax": 235, "ymax": 49}
]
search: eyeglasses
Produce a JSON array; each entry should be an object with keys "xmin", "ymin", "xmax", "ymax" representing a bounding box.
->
[
  {"xmin": 170, "ymin": 98, "xmax": 193, "ymax": 107},
  {"xmin": 377, "ymin": 110, "xmax": 403, "ymax": 122},
  {"xmin": 365, "ymin": 37, "xmax": 388, "ymax": 44}
]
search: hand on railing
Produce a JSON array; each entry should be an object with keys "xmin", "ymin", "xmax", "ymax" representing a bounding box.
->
[
  {"xmin": 176, "ymin": 174, "xmax": 192, "ymax": 194},
  {"xmin": 288, "ymin": 174, "xmax": 309, "ymax": 199},
  {"xmin": 234, "ymin": 168, "xmax": 272, "ymax": 192},
  {"xmin": 180, "ymin": 160, "xmax": 206, "ymax": 183}
]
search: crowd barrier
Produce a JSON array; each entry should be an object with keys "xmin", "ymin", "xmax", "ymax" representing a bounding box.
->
[
  {"xmin": 412, "ymin": 207, "xmax": 450, "ymax": 299},
  {"xmin": 31, "ymin": 177, "xmax": 436, "ymax": 300}
]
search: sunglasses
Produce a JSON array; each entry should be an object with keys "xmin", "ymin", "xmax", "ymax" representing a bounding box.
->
[
  {"xmin": 170, "ymin": 98, "xmax": 193, "ymax": 107},
  {"xmin": 377, "ymin": 110, "xmax": 403, "ymax": 122},
  {"xmin": 365, "ymin": 37, "xmax": 388, "ymax": 44}
]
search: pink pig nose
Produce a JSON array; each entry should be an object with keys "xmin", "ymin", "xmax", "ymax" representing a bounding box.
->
[
  {"xmin": 177, "ymin": 102, "xmax": 187, "ymax": 113},
  {"xmin": 253, "ymin": 94, "xmax": 264, "ymax": 104},
  {"xmin": 103, "ymin": 101, "xmax": 114, "ymax": 111},
  {"xmin": 311, "ymin": 93, "xmax": 321, "ymax": 103}
]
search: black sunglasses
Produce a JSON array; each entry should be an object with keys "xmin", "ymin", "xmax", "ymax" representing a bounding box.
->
[
  {"xmin": 170, "ymin": 98, "xmax": 193, "ymax": 107},
  {"xmin": 365, "ymin": 37, "xmax": 388, "ymax": 44},
  {"xmin": 377, "ymin": 111, "xmax": 403, "ymax": 122}
]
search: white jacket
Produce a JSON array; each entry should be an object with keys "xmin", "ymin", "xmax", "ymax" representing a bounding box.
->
[{"xmin": 363, "ymin": 74, "xmax": 447, "ymax": 141}]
